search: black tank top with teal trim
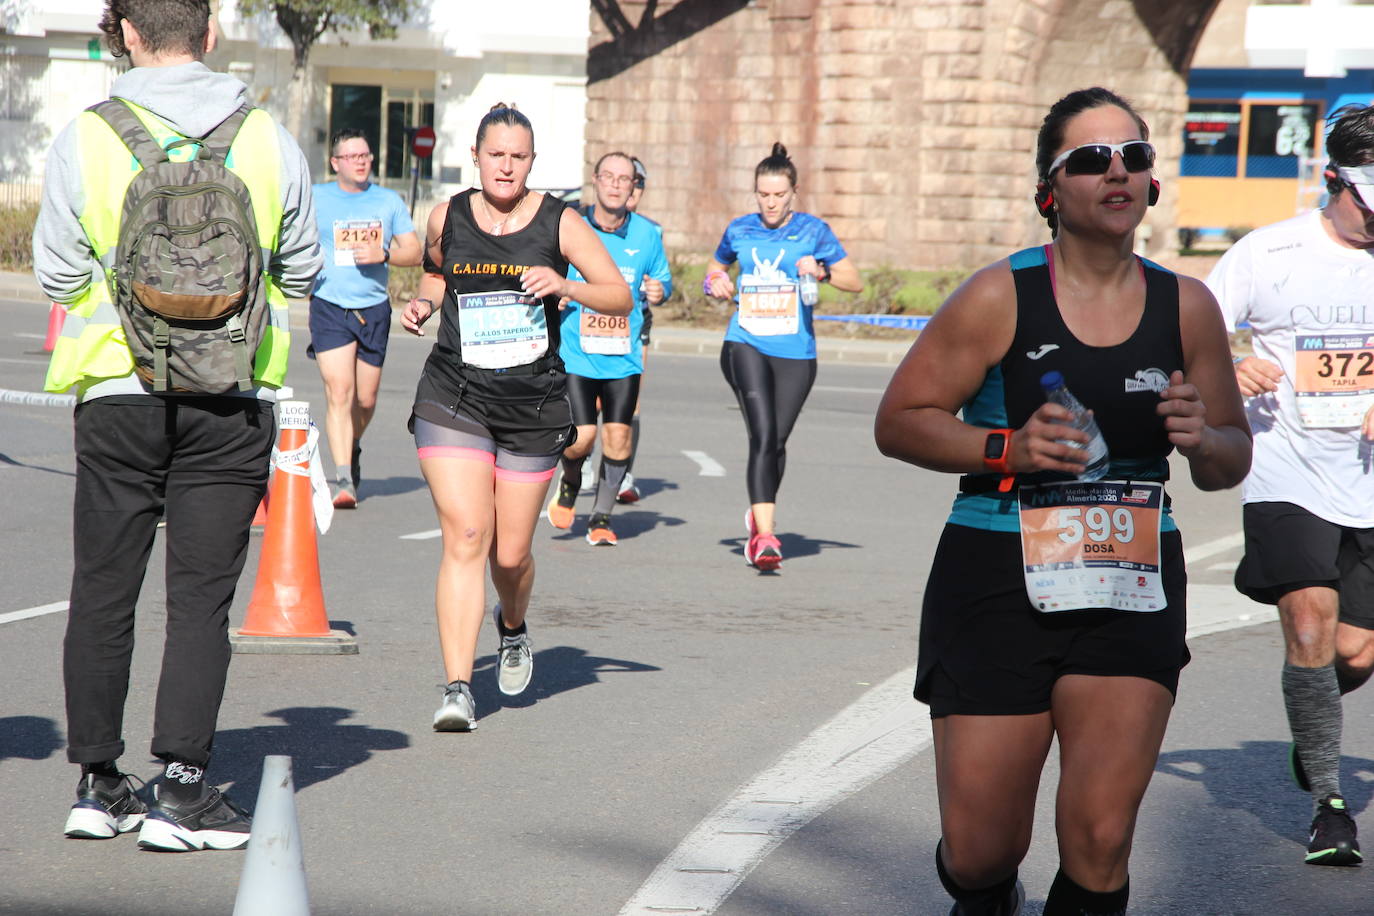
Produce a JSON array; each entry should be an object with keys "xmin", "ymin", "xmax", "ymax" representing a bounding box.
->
[
  {"xmin": 423, "ymin": 188, "xmax": 567, "ymax": 388},
  {"xmin": 962, "ymin": 244, "xmax": 1184, "ymax": 489}
]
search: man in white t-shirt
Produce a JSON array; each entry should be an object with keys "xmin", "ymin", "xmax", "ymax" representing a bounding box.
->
[{"xmin": 1208, "ymin": 103, "xmax": 1374, "ymax": 868}]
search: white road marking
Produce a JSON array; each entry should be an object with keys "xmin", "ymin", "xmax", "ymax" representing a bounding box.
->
[
  {"xmin": 621, "ymin": 529, "xmax": 1268, "ymax": 915},
  {"xmin": 1183, "ymin": 531, "xmax": 1245, "ymax": 565},
  {"xmin": 618, "ymin": 664, "xmax": 930, "ymax": 915},
  {"xmin": 399, "ymin": 529, "xmax": 441, "ymax": 540},
  {"xmin": 0, "ymin": 357, "xmax": 47, "ymax": 365},
  {"xmin": 0, "ymin": 601, "xmax": 69, "ymax": 625},
  {"xmin": 682, "ymin": 450, "xmax": 725, "ymax": 477},
  {"xmin": 1208, "ymin": 561, "xmax": 1239, "ymax": 573},
  {"xmin": 14, "ymin": 332, "xmax": 45, "ymax": 340}
]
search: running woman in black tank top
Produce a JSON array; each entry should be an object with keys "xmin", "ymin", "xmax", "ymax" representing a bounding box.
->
[
  {"xmin": 399, "ymin": 105, "xmax": 630, "ymax": 731},
  {"xmin": 875, "ymin": 89, "xmax": 1251, "ymax": 914}
]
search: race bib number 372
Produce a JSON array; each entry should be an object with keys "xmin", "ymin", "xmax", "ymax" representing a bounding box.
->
[
  {"xmin": 1018, "ymin": 480, "xmax": 1165, "ymax": 613},
  {"xmin": 1294, "ymin": 332, "xmax": 1374, "ymax": 429}
]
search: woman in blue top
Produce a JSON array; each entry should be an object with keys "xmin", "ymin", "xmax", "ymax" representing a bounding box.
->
[{"xmin": 705, "ymin": 143, "xmax": 863, "ymax": 571}]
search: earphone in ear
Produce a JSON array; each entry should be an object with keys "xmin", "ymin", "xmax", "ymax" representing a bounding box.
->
[
  {"xmin": 1148, "ymin": 178, "xmax": 1160, "ymax": 207},
  {"xmin": 1035, "ymin": 183, "xmax": 1055, "ymax": 217}
]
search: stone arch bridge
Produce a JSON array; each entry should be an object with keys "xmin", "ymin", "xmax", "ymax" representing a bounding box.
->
[{"xmin": 584, "ymin": 0, "xmax": 1222, "ymax": 268}]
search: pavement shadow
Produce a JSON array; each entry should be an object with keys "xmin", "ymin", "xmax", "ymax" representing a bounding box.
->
[
  {"xmin": 548, "ymin": 510, "xmax": 687, "ymax": 543},
  {"xmin": 1155, "ymin": 740, "xmax": 1374, "ymax": 840},
  {"xmin": 0, "ymin": 452, "xmax": 76, "ymax": 478},
  {"xmin": 718, "ymin": 532, "xmax": 862, "ymax": 563},
  {"xmin": 0, "ymin": 715, "xmax": 63, "ymax": 763},
  {"xmin": 626, "ymin": 476, "xmax": 679, "ymax": 500},
  {"xmin": 211, "ymin": 706, "xmax": 409, "ymax": 804},
  {"xmin": 358, "ymin": 474, "xmax": 427, "ymax": 500},
  {"xmin": 472, "ymin": 645, "xmax": 661, "ymax": 719}
]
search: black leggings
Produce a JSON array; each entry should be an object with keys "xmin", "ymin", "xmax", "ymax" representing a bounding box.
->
[{"xmin": 719, "ymin": 340, "xmax": 817, "ymax": 504}]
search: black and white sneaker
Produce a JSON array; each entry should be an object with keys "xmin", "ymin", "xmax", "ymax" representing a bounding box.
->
[
  {"xmin": 137, "ymin": 785, "xmax": 252, "ymax": 852},
  {"xmin": 434, "ymin": 680, "xmax": 478, "ymax": 731},
  {"xmin": 64, "ymin": 773, "xmax": 147, "ymax": 839},
  {"xmin": 1306, "ymin": 794, "xmax": 1362, "ymax": 866},
  {"xmin": 492, "ymin": 603, "xmax": 534, "ymax": 695}
]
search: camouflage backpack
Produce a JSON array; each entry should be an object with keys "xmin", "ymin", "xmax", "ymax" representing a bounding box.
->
[{"xmin": 91, "ymin": 99, "xmax": 265, "ymax": 393}]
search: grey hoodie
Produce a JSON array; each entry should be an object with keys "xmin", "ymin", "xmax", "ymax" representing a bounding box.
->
[{"xmin": 33, "ymin": 61, "xmax": 323, "ymax": 398}]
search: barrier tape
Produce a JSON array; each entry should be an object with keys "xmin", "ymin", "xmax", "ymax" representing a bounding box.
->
[
  {"xmin": 269, "ymin": 421, "xmax": 334, "ymax": 535},
  {"xmin": 0, "ymin": 388, "xmax": 77, "ymax": 408}
]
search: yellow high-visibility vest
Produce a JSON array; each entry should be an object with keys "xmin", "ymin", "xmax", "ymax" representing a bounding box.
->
[{"xmin": 45, "ymin": 101, "xmax": 292, "ymax": 393}]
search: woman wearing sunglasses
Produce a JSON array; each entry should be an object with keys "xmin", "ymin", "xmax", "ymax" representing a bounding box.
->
[
  {"xmin": 876, "ymin": 87, "xmax": 1250, "ymax": 914},
  {"xmin": 704, "ymin": 142, "xmax": 862, "ymax": 571}
]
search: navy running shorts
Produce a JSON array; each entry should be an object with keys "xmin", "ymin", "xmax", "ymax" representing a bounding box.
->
[
  {"xmin": 915, "ymin": 523, "xmax": 1190, "ymax": 718},
  {"xmin": 1235, "ymin": 501, "xmax": 1374, "ymax": 628},
  {"xmin": 307, "ymin": 296, "xmax": 392, "ymax": 367}
]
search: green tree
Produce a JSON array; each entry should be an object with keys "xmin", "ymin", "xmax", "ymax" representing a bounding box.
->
[{"xmin": 237, "ymin": 0, "xmax": 412, "ymax": 135}]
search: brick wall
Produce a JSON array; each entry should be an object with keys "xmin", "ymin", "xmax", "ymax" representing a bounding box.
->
[{"xmin": 585, "ymin": 0, "xmax": 1221, "ymax": 269}]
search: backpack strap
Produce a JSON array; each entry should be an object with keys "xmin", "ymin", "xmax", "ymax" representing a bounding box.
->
[
  {"xmin": 198, "ymin": 104, "xmax": 253, "ymax": 164},
  {"xmin": 88, "ymin": 99, "xmax": 168, "ymax": 170}
]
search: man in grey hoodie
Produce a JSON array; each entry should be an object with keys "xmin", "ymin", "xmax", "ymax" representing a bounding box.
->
[{"xmin": 34, "ymin": 0, "xmax": 321, "ymax": 852}]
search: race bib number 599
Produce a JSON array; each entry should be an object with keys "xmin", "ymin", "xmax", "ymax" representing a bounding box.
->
[{"xmin": 1018, "ymin": 480, "xmax": 1165, "ymax": 613}]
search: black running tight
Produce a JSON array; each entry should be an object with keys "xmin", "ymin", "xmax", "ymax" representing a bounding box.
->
[{"xmin": 719, "ymin": 340, "xmax": 817, "ymax": 504}]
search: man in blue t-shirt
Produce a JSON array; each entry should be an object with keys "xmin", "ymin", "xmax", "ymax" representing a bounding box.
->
[
  {"xmin": 311, "ymin": 127, "xmax": 421, "ymax": 508},
  {"xmin": 547, "ymin": 152, "xmax": 672, "ymax": 545}
]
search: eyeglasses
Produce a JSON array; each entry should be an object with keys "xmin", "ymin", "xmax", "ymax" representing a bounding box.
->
[
  {"xmin": 1046, "ymin": 141, "xmax": 1155, "ymax": 177},
  {"xmin": 596, "ymin": 172, "xmax": 634, "ymax": 187},
  {"xmin": 332, "ymin": 152, "xmax": 374, "ymax": 163}
]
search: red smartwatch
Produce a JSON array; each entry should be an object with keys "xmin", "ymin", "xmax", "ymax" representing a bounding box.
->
[{"xmin": 982, "ymin": 428, "xmax": 1015, "ymax": 491}]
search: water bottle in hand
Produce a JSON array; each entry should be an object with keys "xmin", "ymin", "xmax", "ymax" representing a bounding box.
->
[
  {"xmin": 799, "ymin": 273, "xmax": 819, "ymax": 307},
  {"xmin": 1040, "ymin": 371, "xmax": 1109, "ymax": 481}
]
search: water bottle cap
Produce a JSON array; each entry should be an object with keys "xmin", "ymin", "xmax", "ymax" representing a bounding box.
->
[{"xmin": 1040, "ymin": 370, "xmax": 1064, "ymax": 389}]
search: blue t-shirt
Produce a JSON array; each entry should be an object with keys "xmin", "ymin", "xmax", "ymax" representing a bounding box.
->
[
  {"xmin": 561, "ymin": 210, "xmax": 672, "ymax": 379},
  {"xmin": 714, "ymin": 211, "xmax": 846, "ymax": 360},
  {"xmin": 312, "ymin": 182, "xmax": 415, "ymax": 308}
]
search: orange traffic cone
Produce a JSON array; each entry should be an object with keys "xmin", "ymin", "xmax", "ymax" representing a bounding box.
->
[
  {"xmin": 231, "ymin": 401, "xmax": 357, "ymax": 655},
  {"xmin": 43, "ymin": 302, "xmax": 65, "ymax": 352}
]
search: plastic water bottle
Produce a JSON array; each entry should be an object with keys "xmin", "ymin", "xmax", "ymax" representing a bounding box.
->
[
  {"xmin": 1040, "ymin": 371, "xmax": 1109, "ymax": 481},
  {"xmin": 799, "ymin": 274, "xmax": 819, "ymax": 307}
]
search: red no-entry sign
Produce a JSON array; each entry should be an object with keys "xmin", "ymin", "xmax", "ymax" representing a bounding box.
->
[{"xmin": 411, "ymin": 126, "xmax": 436, "ymax": 159}]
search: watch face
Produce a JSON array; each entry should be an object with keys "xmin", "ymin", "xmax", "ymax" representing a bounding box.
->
[{"xmin": 984, "ymin": 432, "xmax": 1007, "ymax": 460}]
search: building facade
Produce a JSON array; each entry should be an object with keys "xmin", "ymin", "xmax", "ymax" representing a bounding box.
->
[{"xmin": 0, "ymin": 0, "xmax": 591, "ymax": 211}]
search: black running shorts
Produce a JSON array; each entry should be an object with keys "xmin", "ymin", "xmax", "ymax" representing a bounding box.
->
[
  {"xmin": 915, "ymin": 523, "xmax": 1190, "ymax": 718},
  {"xmin": 1234, "ymin": 501, "xmax": 1374, "ymax": 628},
  {"xmin": 409, "ymin": 363, "xmax": 575, "ymax": 459},
  {"xmin": 565, "ymin": 373, "xmax": 641, "ymax": 427}
]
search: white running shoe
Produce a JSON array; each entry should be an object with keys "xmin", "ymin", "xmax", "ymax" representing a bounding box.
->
[
  {"xmin": 433, "ymin": 681, "xmax": 477, "ymax": 731},
  {"xmin": 492, "ymin": 603, "xmax": 534, "ymax": 696}
]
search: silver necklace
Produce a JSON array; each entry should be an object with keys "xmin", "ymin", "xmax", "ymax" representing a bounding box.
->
[{"xmin": 480, "ymin": 191, "xmax": 529, "ymax": 236}]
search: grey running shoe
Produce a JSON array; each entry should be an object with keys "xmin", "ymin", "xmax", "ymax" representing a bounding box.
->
[
  {"xmin": 434, "ymin": 680, "xmax": 477, "ymax": 731},
  {"xmin": 137, "ymin": 785, "xmax": 251, "ymax": 852},
  {"xmin": 64, "ymin": 773, "xmax": 147, "ymax": 839},
  {"xmin": 492, "ymin": 603, "xmax": 534, "ymax": 696},
  {"xmin": 332, "ymin": 478, "xmax": 357, "ymax": 509}
]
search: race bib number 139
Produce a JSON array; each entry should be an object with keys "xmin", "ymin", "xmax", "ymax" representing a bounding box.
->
[{"xmin": 1018, "ymin": 480, "xmax": 1165, "ymax": 613}]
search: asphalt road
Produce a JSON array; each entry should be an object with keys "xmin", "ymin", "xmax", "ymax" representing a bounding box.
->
[{"xmin": 2, "ymin": 296, "xmax": 1372, "ymax": 915}]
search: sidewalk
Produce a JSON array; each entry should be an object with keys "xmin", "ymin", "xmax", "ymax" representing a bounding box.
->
[{"xmin": 2, "ymin": 270, "xmax": 915, "ymax": 367}]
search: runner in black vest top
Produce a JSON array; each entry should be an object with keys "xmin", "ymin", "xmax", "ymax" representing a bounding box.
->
[
  {"xmin": 400, "ymin": 104, "xmax": 630, "ymax": 732},
  {"xmin": 875, "ymin": 89, "xmax": 1251, "ymax": 914}
]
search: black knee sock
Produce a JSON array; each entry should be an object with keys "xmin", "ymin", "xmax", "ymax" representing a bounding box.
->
[
  {"xmin": 1282, "ymin": 662, "xmax": 1343, "ymax": 799},
  {"xmin": 1043, "ymin": 868, "xmax": 1128, "ymax": 916},
  {"xmin": 560, "ymin": 455, "xmax": 586, "ymax": 503},
  {"xmin": 626, "ymin": 415, "xmax": 641, "ymax": 474},
  {"xmin": 593, "ymin": 456, "xmax": 629, "ymax": 516},
  {"xmin": 935, "ymin": 840, "xmax": 1020, "ymax": 915},
  {"xmin": 160, "ymin": 757, "xmax": 206, "ymax": 803}
]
